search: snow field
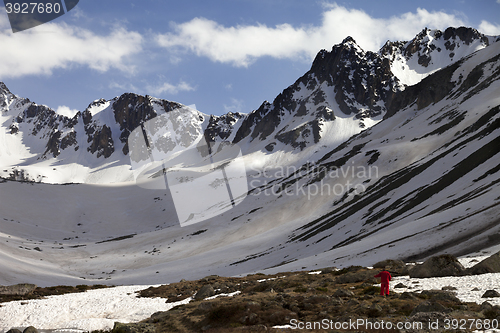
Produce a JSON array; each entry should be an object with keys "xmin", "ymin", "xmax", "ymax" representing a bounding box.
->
[
  {"xmin": 0, "ymin": 285, "xmax": 192, "ymax": 333},
  {"xmin": 1, "ymin": 251, "xmax": 500, "ymax": 332}
]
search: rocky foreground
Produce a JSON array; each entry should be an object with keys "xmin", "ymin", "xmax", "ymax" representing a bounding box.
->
[{"xmin": 2, "ymin": 253, "xmax": 500, "ymax": 333}]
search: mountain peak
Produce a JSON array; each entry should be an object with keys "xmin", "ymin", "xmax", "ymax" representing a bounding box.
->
[
  {"xmin": 442, "ymin": 26, "xmax": 488, "ymax": 45},
  {"xmin": 0, "ymin": 81, "xmax": 15, "ymax": 105},
  {"xmin": 341, "ymin": 36, "xmax": 357, "ymax": 45},
  {"xmin": 0, "ymin": 81, "xmax": 10, "ymax": 93},
  {"xmin": 380, "ymin": 26, "xmax": 494, "ymax": 86}
]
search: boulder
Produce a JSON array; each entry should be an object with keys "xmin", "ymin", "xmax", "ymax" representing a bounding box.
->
[
  {"xmin": 372, "ymin": 259, "xmax": 409, "ymax": 275},
  {"xmin": 466, "ymin": 251, "xmax": 500, "ymax": 275},
  {"xmin": 441, "ymin": 286, "xmax": 457, "ymax": 291},
  {"xmin": 112, "ymin": 322, "xmax": 155, "ymax": 333},
  {"xmin": 0, "ymin": 284, "xmax": 37, "ymax": 296},
  {"xmin": 320, "ymin": 267, "xmax": 337, "ymax": 274},
  {"xmin": 410, "ymin": 312, "xmax": 452, "ymax": 328},
  {"xmin": 304, "ymin": 295, "xmax": 330, "ymax": 304},
  {"xmin": 335, "ymin": 270, "xmax": 376, "ymax": 284},
  {"xmin": 197, "ymin": 302, "xmax": 215, "ymax": 311},
  {"xmin": 400, "ymin": 292, "xmax": 419, "ymax": 300},
  {"xmin": 6, "ymin": 329, "xmax": 22, "ymax": 333},
  {"xmin": 481, "ymin": 301, "xmax": 493, "ymax": 312},
  {"xmin": 410, "ymin": 301, "xmax": 448, "ymax": 316},
  {"xmin": 22, "ymin": 327, "xmax": 38, "ymax": 333},
  {"xmin": 482, "ymin": 290, "xmax": 500, "ymax": 298},
  {"xmin": 409, "ymin": 255, "xmax": 465, "ymax": 278},
  {"xmin": 195, "ymin": 284, "xmax": 215, "ymax": 300},
  {"xmin": 420, "ymin": 290, "xmax": 461, "ymax": 303},
  {"xmin": 332, "ymin": 288, "xmax": 354, "ymax": 297}
]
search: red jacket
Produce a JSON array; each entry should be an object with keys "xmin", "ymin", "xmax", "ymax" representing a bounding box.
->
[{"xmin": 374, "ymin": 270, "xmax": 392, "ymax": 284}]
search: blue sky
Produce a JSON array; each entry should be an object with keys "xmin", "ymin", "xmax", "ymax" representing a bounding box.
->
[{"xmin": 0, "ymin": 0, "xmax": 499, "ymax": 117}]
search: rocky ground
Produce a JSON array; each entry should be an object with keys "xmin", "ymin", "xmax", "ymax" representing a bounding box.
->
[
  {"xmin": 113, "ymin": 258, "xmax": 500, "ymax": 333},
  {"xmin": 2, "ymin": 255, "xmax": 500, "ymax": 333}
]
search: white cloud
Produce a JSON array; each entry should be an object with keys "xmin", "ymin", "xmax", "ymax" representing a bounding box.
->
[
  {"xmin": 55, "ymin": 105, "xmax": 79, "ymax": 118},
  {"xmin": 109, "ymin": 81, "xmax": 139, "ymax": 93},
  {"xmin": 0, "ymin": 15, "xmax": 143, "ymax": 78},
  {"xmin": 147, "ymin": 81, "xmax": 195, "ymax": 95},
  {"xmin": 478, "ymin": 20, "xmax": 500, "ymax": 35},
  {"xmin": 156, "ymin": 4, "xmax": 469, "ymax": 67},
  {"xmin": 223, "ymin": 98, "xmax": 244, "ymax": 114}
]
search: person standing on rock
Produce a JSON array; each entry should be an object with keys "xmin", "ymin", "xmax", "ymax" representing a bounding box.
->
[{"xmin": 374, "ymin": 269, "xmax": 392, "ymax": 296}]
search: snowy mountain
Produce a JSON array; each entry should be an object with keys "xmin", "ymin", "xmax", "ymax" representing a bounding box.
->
[
  {"xmin": 0, "ymin": 26, "xmax": 499, "ymax": 286},
  {"xmin": 1, "ymin": 27, "xmax": 494, "ymax": 184}
]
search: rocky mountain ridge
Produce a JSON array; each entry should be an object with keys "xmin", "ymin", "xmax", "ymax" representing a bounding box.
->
[{"xmin": 0, "ymin": 26, "xmax": 496, "ymax": 183}]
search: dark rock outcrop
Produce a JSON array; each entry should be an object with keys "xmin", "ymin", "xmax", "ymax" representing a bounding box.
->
[
  {"xmin": 112, "ymin": 322, "xmax": 155, "ymax": 333},
  {"xmin": 409, "ymin": 254, "xmax": 465, "ymax": 278},
  {"xmin": 22, "ymin": 327, "xmax": 38, "ymax": 333},
  {"xmin": 482, "ymin": 290, "xmax": 500, "ymax": 298},
  {"xmin": 0, "ymin": 284, "xmax": 37, "ymax": 296},
  {"xmin": 466, "ymin": 251, "xmax": 500, "ymax": 275},
  {"xmin": 87, "ymin": 124, "xmax": 114, "ymax": 158},
  {"xmin": 420, "ymin": 290, "xmax": 461, "ymax": 303},
  {"xmin": 372, "ymin": 259, "xmax": 409, "ymax": 275},
  {"xmin": 410, "ymin": 301, "xmax": 448, "ymax": 316},
  {"xmin": 195, "ymin": 284, "xmax": 215, "ymax": 300},
  {"xmin": 335, "ymin": 269, "xmax": 376, "ymax": 284},
  {"xmin": 6, "ymin": 329, "xmax": 22, "ymax": 333}
]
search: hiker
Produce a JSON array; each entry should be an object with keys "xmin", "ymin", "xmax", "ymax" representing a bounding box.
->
[{"xmin": 374, "ymin": 269, "xmax": 392, "ymax": 296}]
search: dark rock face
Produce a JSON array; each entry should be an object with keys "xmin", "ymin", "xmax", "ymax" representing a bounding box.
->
[
  {"xmin": 233, "ymin": 101, "xmax": 272, "ymax": 144},
  {"xmin": 44, "ymin": 130, "xmax": 62, "ymax": 158},
  {"xmin": 385, "ymin": 60, "xmax": 460, "ymax": 118},
  {"xmin": 112, "ymin": 94, "xmax": 184, "ymax": 155},
  {"xmin": 204, "ymin": 112, "xmax": 243, "ymax": 144},
  {"xmin": 60, "ymin": 131, "xmax": 78, "ymax": 151},
  {"xmin": 309, "ymin": 37, "xmax": 398, "ymax": 117},
  {"xmin": 383, "ymin": 27, "xmax": 489, "ymax": 72},
  {"xmin": 234, "ymin": 36, "xmax": 402, "ymax": 148},
  {"xmin": 444, "ymin": 26, "xmax": 489, "ymax": 47},
  {"xmin": 409, "ymin": 254, "xmax": 465, "ymax": 278},
  {"xmin": 87, "ymin": 124, "xmax": 114, "ymax": 158},
  {"xmin": 113, "ymin": 94, "xmax": 156, "ymax": 156},
  {"xmin": 275, "ymin": 119, "xmax": 321, "ymax": 149},
  {"xmin": 113, "ymin": 94, "xmax": 156, "ymax": 133}
]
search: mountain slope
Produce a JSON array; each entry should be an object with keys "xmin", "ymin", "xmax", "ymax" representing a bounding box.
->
[{"xmin": 232, "ymin": 38, "xmax": 500, "ymax": 272}]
